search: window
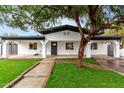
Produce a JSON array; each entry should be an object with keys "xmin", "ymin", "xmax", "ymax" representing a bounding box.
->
[
  {"xmin": 64, "ymin": 32, "xmax": 66, "ymax": 35},
  {"xmin": 66, "ymin": 42, "xmax": 74, "ymax": 50},
  {"xmin": 67, "ymin": 32, "xmax": 69, "ymax": 35},
  {"xmin": 29, "ymin": 43, "xmax": 37, "ymax": 50},
  {"xmin": 91, "ymin": 43, "xmax": 97, "ymax": 50},
  {"xmin": 64, "ymin": 32, "xmax": 70, "ymax": 35}
]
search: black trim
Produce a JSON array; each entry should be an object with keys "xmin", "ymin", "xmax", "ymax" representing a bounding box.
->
[
  {"xmin": 91, "ymin": 36, "xmax": 122, "ymax": 40},
  {"xmin": 0, "ymin": 36, "xmax": 45, "ymax": 40},
  {"xmin": 40, "ymin": 25, "xmax": 89, "ymax": 35}
]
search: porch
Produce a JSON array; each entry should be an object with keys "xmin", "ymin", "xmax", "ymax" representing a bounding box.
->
[
  {"xmin": 46, "ymin": 40, "xmax": 121, "ymax": 58},
  {"xmin": 0, "ymin": 36, "xmax": 121, "ymax": 59},
  {"xmin": 0, "ymin": 36, "xmax": 46, "ymax": 59}
]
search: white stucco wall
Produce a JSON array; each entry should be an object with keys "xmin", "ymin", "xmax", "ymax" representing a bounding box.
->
[
  {"xmin": 58, "ymin": 41, "xmax": 79, "ymax": 55},
  {"xmin": 0, "ymin": 44, "xmax": 1, "ymax": 55},
  {"xmin": 45, "ymin": 30, "xmax": 81, "ymax": 41},
  {"xmin": 91, "ymin": 42, "xmax": 108, "ymax": 55},
  {"xmin": 18, "ymin": 40, "xmax": 42, "ymax": 55},
  {"xmin": 7, "ymin": 40, "xmax": 42, "ymax": 55},
  {"xmin": 46, "ymin": 41, "xmax": 80, "ymax": 56},
  {"xmin": 120, "ymin": 49, "xmax": 124, "ymax": 57},
  {"xmin": 46, "ymin": 41, "xmax": 108, "ymax": 56}
]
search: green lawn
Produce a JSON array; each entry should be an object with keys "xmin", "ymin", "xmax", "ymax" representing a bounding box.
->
[
  {"xmin": 0, "ymin": 59, "xmax": 39, "ymax": 87},
  {"xmin": 46, "ymin": 58, "xmax": 124, "ymax": 88},
  {"xmin": 55, "ymin": 58, "xmax": 98, "ymax": 64}
]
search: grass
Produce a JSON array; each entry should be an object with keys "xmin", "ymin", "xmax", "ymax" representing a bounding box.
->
[
  {"xmin": 55, "ymin": 58, "xmax": 98, "ymax": 64},
  {"xmin": 46, "ymin": 59, "xmax": 124, "ymax": 88},
  {"xmin": 0, "ymin": 59, "xmax": 39, "ymax": 87}
]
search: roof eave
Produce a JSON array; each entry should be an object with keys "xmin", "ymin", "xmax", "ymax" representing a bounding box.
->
[{"xmin": 0, "ymin": 36, "xmax": 45, "ymax": 40}]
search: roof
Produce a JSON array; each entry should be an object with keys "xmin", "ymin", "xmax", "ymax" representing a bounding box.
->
[
  {"xmin": 0, "ymin": 36, "xmax": 45, "ymax": 40},
  {"xmin": 91, "ymin": 36, "xmax": 122, "ymax": 40},
  {"xmin": 40, "ymin": 25, "xmax": 89, "ymax": 35}
]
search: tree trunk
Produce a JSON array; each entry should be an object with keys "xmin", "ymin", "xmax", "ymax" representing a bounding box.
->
[
  {"xmin": 76, "ymin": 37, "xmax": 88, "ymax": 68},
  {"xmin": 76, "ymin": 6, "xmax": 99, "ymax": 68}
]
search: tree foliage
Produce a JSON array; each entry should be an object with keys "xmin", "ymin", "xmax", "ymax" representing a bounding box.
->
[
  {"xmin": 0, "ymin": 6, "xmax": 61, "ymax": 31},
  {"xmin": 0, "ymin": 5, "xmax": 124, "ymax": 32}
]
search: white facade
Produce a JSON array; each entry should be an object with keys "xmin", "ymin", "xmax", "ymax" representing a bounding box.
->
[
  {"xmin": 46, "ymin": 41, "xmax": 80, "ymax": 56},
  {"xmin": 17, "ymin": 40, "xmax": 42, "ymax": 55},
  {"xmin": 1, "ymin": 40, "xmax": 47, "ymax": 58},
  {"xmin": 120, "ymin": 49, "xmax": 124, "ymax": 57},
  {"xmin": 0, "ymin": 29, "xmax": 121, "ymax": 58},
  {"xmin": 46, "ymin": 41, "xmax": 108, "ymax": 56},
  {"xmin": 45, "ymin": 30, "xmax": 81, "ymax": 41},
  {"xmin": 91, "ymin": 42, "xmax": 108, "ymax": 55}
]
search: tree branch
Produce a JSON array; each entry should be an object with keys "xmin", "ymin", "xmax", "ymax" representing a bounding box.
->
[
  {"xmin": 86, "ymin": 6, "xmax": 98, "ymax": 41},
  {"xmin": 74, "ymin": 11, "xmax": 85, "ymax": 38},
  {"xmin": 96, "ymin": 15, "xmax": 124, "ymax": 32}
]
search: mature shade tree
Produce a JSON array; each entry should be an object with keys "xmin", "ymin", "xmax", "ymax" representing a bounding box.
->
[{"xmin": 0, "ymin": 5, "xmax": 124, "ymax": 68}]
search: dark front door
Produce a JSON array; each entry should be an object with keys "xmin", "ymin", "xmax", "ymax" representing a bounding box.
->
[
  {"xmin": 107, "ymin": 44, "xmax": 114, "ymax": 57},
  {"xmin": 51, "ymin": 42, "xmax": 57, "ymax": 55}
]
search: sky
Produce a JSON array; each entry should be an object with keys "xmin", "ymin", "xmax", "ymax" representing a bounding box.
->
[{"xmin": 0, "ymin": 18, "xmax": 77, "ymax": 36}]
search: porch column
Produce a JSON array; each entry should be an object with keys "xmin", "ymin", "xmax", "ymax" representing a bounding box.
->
[
  {"xmin": 2, "ymin": 41, "xmax": 8, "ymax": 58},
  {"xmin": 0, "ymin": 44, "xmax": 1, "ymax": 55},
  {"xmin": 41, "ymin": 41, "xmax": 47, "ymax": 58},
  {"xmin": 114, "ymin": 41, "xmax": 120, "ymax": 58},
  {"xmin": 85, "ymin": 42, "xmax": 91, "ymax": 58}
]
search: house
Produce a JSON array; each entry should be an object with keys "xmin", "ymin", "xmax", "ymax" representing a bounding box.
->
[{"xmin": 0, "ymin": 25, "xmax": 122, "ymax": 58}]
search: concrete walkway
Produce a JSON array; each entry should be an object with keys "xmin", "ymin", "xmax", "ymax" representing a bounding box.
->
[{"xmin": 12, "ymin": 57, "xmax": 56, "ymax": 88}]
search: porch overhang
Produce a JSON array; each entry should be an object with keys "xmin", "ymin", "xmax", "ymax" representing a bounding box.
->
[{"xmin": 91, "ymin": 36, "xmax": 122, "ymax": 40}]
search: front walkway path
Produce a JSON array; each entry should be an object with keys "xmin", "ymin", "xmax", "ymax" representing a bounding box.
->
[{"xmin": 12, "ymin": 57, "xmax": 56, "ymax": 88}]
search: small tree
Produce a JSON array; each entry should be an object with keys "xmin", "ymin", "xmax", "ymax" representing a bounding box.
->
[{"xmin": 0, "ymin": 5, "xmax": 124, "ymax": 68}]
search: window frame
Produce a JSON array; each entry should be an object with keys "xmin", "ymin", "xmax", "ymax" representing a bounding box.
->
[
  {"xmin": 91, "ymin": 43, "xmax": 97, "ymax": 50},
  {"xmin": 29, "ymin": 42, "xmax": 37, "ymax": 50},
  {"xmin": 63, "ymin": 32, "xmax": 70, "ymax": 36},
  {"xmin": 66, "ymin": 42, "xmax": 74, "ymax": 50},
  {"xmin": 64, "ymin": 32, "xmax": 66, "ymax": 35}
]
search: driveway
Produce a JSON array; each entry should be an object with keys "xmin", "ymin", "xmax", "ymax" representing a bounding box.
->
[{"xmin": 92, "ymin": 55, "xmax": 124, "ymax": 74}]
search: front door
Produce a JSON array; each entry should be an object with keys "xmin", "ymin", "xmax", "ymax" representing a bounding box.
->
[
  {"xmin": 107, "ymin": 44, "xmax": 114, "ymax": 57},
  {"xmin": 51, "ymin": 42, "xmax": 57, "ymax": 55}
]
